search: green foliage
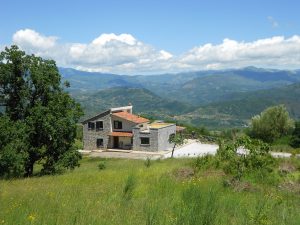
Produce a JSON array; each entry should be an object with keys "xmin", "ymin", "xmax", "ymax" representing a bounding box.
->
[
  {"xmin": 290, "ymin": 121, "xmax": 300, "ymax": 148},
  {"xmin": 0, "ymin": 46, "xmax": 83, "ymax": 177},
  {"xmin": 144, "ymin": 157, "xmax": 151, "ymax": 168},
  {"xmin": 0, "ymin": 116, "xmax": 28, "ymax": 178},
  {"xmin": 76, "ymin": 124, "xmax": 83, "ymax": 141},
  {"xmin": 169, "ymin": 133, "xmax": 186, "ymax": 158},
  {"xmin": 98, "ymin": 162, "xmax": 106, "ymax": 170},
  {"xmin": 217, "ymin": 137, "xmax": 276, "ymax": 181},
  {"xmin": 248, "ymin": 105, "xmax": 294, "ymax": 143},
  {"xmin": 123, "ymin": 174, "xmax": 136, "ymax": 201}
]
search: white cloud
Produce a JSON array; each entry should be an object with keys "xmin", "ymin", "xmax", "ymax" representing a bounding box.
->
[
  {"xmin": 267, "ymin": 16, "xmax": 279, "ymax": 28},
  {"xmin": 7, "ymin": 29, "xmax": 300, "ymax": 74},
  {"xmin": 13, "ymin": 29, "xmax": 58, "ymax": 50},
  {"xmin": 180, "ymin": 36, "xmax": 300, "ymax": 70}
]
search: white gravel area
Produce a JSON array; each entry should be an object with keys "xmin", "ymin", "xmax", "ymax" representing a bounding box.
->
[{"xmin": 164, "ymin": 142, "xmax": 218, "ymax": 158}]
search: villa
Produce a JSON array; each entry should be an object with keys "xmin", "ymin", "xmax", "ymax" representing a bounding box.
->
[{"xmin": 82, "ymin": 105, "xmax": 183, "ymax": 151}]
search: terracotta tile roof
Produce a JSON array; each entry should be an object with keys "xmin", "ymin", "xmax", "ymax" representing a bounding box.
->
[
  {"xmin": 109, "ymin": 132, "xmax": 133, "ymax": 137},
  {"xmin": 113, "ymin": 111, "xmax": 149, "ymax": 124}
]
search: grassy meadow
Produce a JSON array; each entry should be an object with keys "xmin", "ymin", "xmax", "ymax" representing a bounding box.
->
[{"xmin": 0, "ymin": 157, "xmax": 300, "ymax": 225}]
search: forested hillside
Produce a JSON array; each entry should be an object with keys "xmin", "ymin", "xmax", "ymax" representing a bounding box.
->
[{"xmin": 60, "ymin": 67, "xmax": 300, "ymax": 129}]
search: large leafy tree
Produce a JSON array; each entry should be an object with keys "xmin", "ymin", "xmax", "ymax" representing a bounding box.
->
[
  {"xmin": 0, "ymin": 45, "xmax": 83, "ymax": 177},
  {"xmin": 248, "ymin": 105, "xmax": 294, "ymax": 143}
]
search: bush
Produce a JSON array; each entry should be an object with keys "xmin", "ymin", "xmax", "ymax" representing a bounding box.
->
[
  {"xmin": 248, "ymin": 105, "xmax": 294, "ymax": 143},
  {"xmin": 98, "ymin": 162, "xmax": 106, "ymax": 170},
  {"xmin": 144, "ymin": 157, "xmax": 151, "ymax": 168},
  {"xmin": 217, "ymin": 136, "xmax": 276, "ymax": 181}
]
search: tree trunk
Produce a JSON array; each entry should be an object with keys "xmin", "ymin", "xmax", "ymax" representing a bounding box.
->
[
  {"xmin": 171, "ymin": 144, "xmax": 176, "ymax": 158},
  {"xmin": 24, "ymin": 160, "xmax": 34, "ymax": 177}
]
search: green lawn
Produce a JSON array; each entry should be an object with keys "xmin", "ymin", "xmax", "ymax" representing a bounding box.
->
[{"xmin": 0, "ymin": 157, "xmax": 299, "ymax": 225}]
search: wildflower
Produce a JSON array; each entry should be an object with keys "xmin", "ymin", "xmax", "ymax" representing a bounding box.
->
[{"xmin": 28, "ymin": 213, "xmax": 36, "ymax": 222}]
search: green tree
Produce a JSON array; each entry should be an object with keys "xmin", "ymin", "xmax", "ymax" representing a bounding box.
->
[
  {"xmin": 0, "ymin": 45, "xmax": 83, "ymax": 177},
  {"xmin": 248, "ymin": 105, "xmax": 294, "ymax": 143},
  {"xmin": 0, "ymin": 116, "xmax": 28, "ymax": 178},
  {"xmin": 169, "ymin": 133, "xmax": 185, "ymax": 158},
  {"xmin": 290, "ymin": 121, "xmax": 300, "ymax": 148}
]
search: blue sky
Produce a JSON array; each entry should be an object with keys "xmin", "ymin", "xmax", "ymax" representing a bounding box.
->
[{"xmin": 1, "ymin": 0, "xmax": 300, "ymax": 74}]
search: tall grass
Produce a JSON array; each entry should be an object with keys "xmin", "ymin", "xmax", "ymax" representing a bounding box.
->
[{"xmin": 0, "ymin": 157, "xmax": 299, "ymax": 225}]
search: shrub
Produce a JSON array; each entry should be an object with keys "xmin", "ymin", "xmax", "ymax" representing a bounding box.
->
[
  {"xmin": 144, "ymin": 157, "xmax": 151, "ymax": 168},
  {"xmin": 98, "ymin": 162, "xmax": 106, "ymax": 170},
  {"xmin": 248, "ymin": 105, "xmax": 294, "ymax": 143},
  {"xmin": 217, "ymin": 136, "xmax": 276, "ymax": 181}
]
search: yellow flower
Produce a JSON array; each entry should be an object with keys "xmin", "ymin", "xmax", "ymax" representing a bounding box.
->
[
  {"xmin": 27, "ymin": 214, "xmax": 36, "ymax": 222},
  {"xmin": 1, "ymin": 220, "xmax": 5, "ymax": 224}
]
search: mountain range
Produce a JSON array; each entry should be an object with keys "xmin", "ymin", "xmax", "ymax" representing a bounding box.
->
[{"xmin": 60, "ymin": 67, "xmax": 300, "ymax": 129}]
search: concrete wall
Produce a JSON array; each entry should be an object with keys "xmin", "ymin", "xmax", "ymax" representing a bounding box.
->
[
  {"xmin": 132, "ymin": 128, "xmax": 159, "ymax": 152},
  {"xmin": 157, "ymin": 125, "xmax": 176, "ymax": 151},
  {"xmin": 83, "ymin": 112, "xmax": 112, "ymax": 150},
  {"xmin": 132, "ymin": 124, "xmax": 176, "ymax": 152}
]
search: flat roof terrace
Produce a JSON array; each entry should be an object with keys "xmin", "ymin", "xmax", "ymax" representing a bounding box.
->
[{"xmin": 149, "ymin": 122, "xmax": 174, "ymax": 129}]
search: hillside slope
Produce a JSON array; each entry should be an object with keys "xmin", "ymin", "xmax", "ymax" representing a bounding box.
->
[
  {"xmin": 75, "ymin": 87, "xmax": 195, "ymax": 120},
  {"xmin": 177, "ymin": 83, "xmax": 300, "ymax": 129}
]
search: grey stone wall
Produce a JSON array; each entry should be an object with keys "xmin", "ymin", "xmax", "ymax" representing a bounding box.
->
[{"xmin": 83, "ymin": 112, "xmax": 112, "ymax": 150}]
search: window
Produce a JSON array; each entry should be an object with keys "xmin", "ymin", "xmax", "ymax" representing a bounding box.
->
[
  {"xmin": 114, "ymin": 121, "xmax": 122, "ymax": 129},
  {"xmin": 88, "ymin": 122, "xmax": 95, "ymax": 130},
  {"xmin": 96, "ymin": 121, "xmax": 103, "ymax": 130},
  {"xmin": 140, "ymin": 137, "xmax": 150, "ymax": 145},
  {"xmin": 97, "ymin": 138, "xmax": 103, "ymax": 148}
]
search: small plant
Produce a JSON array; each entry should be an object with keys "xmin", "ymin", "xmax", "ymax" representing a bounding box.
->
[
  {"xmin": 98, "ymin": 162, "xmax": 106, "ymax": 170},
  {"xmin": 144, "ymin": 157, "xmax": 151, "ymax": 168},
  {"xmin": 123, "ymin": 175, "xmax": 136, "ymax": 201}
]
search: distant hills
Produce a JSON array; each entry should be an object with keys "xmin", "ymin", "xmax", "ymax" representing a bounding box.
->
[
  {"xmin": 60, "ymin": 67, "xmax": 300, "ymax": 129},
  {"xmin": 77, "ymin": 87, "xmax": 195, "ymax": 120},
  {"xmin": 176, "ymin": 83, "xmax": 300, "ymax": 129}
]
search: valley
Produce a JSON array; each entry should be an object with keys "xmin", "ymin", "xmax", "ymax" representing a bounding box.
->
[{"xmin": 60, "ymin": 67, "xmax": 300, "ymax": 129}]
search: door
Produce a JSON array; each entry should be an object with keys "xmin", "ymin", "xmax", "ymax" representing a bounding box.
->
[{"xmin": 113, "ymin": 136, "xmax": 119, "ymax": 148}]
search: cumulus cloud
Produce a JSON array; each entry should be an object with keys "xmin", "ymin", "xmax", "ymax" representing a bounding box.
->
[
  {"xmin": 11, "ymin": 29, "xmax": 173, "ymax": 74},
  {"xmin": 180, "ymin": 36, "xmax": 300, "ymax": 70},
  {"xmin": 13, "ymin": 29, "xmax": 58, "ymax": 50},
  {"xmin": 7, "ymin": 29, "xmax": 300, "ymax": 74}
]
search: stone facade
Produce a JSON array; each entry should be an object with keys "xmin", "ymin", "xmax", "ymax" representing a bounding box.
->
[
  {"xmin": 82, "ymin": 106, "xmax": 177, "ymax": 152},
  {"xmin": 82, "ymin": 111, "xmax": 112, "ymax": 150}
]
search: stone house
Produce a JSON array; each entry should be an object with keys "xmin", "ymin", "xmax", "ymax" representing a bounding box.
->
[{"xmin": 82, "ymin": 105, "xmax": 180, "ymax": 151}]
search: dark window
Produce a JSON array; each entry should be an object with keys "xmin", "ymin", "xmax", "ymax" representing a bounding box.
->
[
  {"xmin": 140, "ymin": 137, "xmax": 150, "ymax": 145},
  {"xmin": 96, "ymin": 121, "xmax": 103, "ymax": 130},
  {"xmin": 88, "ymin": 122, "xmax": 95, "ymax": 130},
  {"xmin": 114, "ymin": 121, "xmax": 122, "ymax": 129},
  {"xmin": 97, "ymin": 138, "xmax": 103, "ymax": 148}
]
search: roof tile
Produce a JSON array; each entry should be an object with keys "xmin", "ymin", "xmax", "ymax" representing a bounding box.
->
[{"xmin": 113, "ymin": 111, "xmax": 149, "ymax": 124}]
